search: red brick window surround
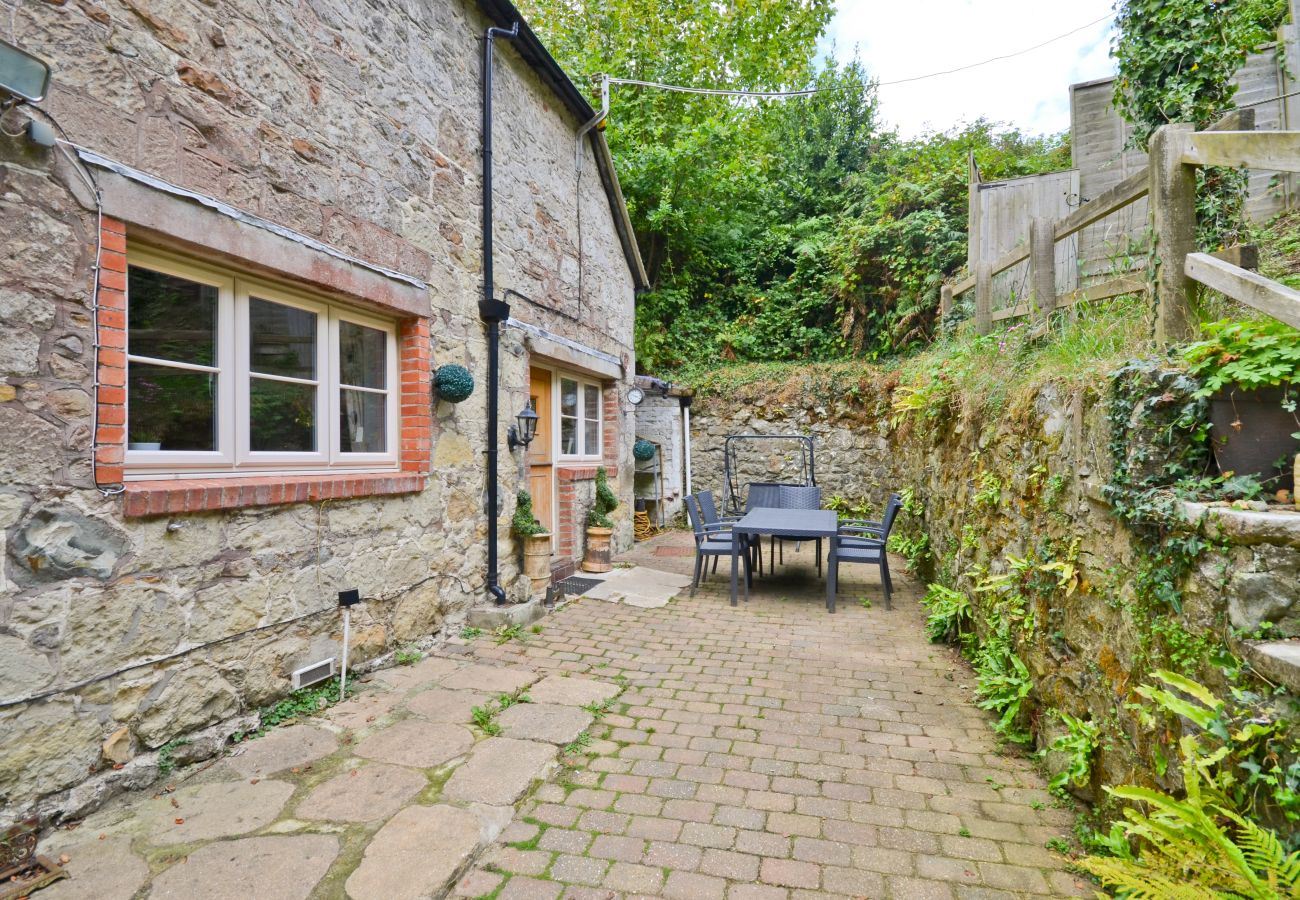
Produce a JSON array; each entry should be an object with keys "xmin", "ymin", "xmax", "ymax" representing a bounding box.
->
[{"xmin": 94, "ymin": 218, "xmax": 431, "ymax": 516}]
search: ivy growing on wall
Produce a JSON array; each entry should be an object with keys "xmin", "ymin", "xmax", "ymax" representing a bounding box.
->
[{"xmin": 1113, "ymin": 0, "xmax": 1289, "ymax": 248}]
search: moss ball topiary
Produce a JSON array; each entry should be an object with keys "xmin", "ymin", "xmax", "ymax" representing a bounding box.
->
[
  {"xmin": 633, "ymin": 439, "xmax": 656, "ymax": 462},
  {"xmin": 434, "ymin": 364, "xmax": 474, "ymax": 403}
]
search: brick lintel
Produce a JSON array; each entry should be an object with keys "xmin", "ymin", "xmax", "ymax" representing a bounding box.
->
[{"xmin": 122, "ymin": 472, "xmax": 424, "ymax": 517}]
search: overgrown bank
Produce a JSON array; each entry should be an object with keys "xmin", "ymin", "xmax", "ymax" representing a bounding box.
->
[{"xmin": 685, "ymin": 310, "xmax": 1300, "ymax": 883}]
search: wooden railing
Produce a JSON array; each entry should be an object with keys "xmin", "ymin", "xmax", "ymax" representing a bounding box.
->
[{"xmin": 944, "ymin": 108, "xmax": 1300, "ymax": 341}]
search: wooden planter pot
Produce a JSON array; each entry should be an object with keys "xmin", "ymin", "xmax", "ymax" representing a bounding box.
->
[
  {"xmin": 582, "ymin": 526, "xmax": 613, "ymax": 573},
  {"xmin": 1209, "ymin": 387, "xmax": 1300, "ymax": 493},
  {"xmin": 522, "ymin": 533, "xmax": 552, "ymax": 597}
]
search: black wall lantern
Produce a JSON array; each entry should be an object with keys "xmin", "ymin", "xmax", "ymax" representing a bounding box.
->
[{"xmin": 507, "ymin": 405, "xmax": 539, "ymax": 451}]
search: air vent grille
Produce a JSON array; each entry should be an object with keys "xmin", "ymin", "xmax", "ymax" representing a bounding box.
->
[{"xmin": 291, "ymin": 657, "xmax": 336, "ymax": 690}]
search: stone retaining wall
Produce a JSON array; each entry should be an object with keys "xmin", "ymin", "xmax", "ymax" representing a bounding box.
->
[{"xmin": 690, "ymin": 372, "xmax": 1300, "ymax": 794}]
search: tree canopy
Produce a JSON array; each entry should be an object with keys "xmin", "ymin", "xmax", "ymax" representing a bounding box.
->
[{"xmin": 519, "ymin": 0, "xmax": 1069, "ymax": 372}]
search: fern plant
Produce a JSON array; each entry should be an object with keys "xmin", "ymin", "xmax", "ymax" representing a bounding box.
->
[
  {"xmin": 1078, "ymin": 671, "xmax": 1300, "ymax": 896},
  {"xmin": 1077, "ymin": 736, "xmax": 1300, "ymax": 897},
  {"xmin": 920, "ymin": 583, "xmax": 972, "ymax": 645},
  {"xmin": 973, "ymin": 639, "xmax": 1032, "ymax": 745}
]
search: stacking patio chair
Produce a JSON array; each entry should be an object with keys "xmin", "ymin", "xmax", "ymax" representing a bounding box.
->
[
  {"xmin": 826, "ymin": 493, "xmax": 902, "ymax": 612},
  {"xmin": 838, "ymin": 493, "xmax": 902, "ymax": 548},
  {"xmin": 685, "ymin": 495, "xmax": 752, "ymax": 595},
  {"xmin": 769, "ymin": 484, "xmax": 823, "ymax": 575},
  {"xmin": 698, "ymin": 490, "xmax": 760, "ymax": 575}
]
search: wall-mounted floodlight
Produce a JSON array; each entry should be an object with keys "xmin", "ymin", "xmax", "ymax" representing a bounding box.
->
[{"xmin": 0, "ymin": 38, "xmax": 51, "ymax": 107}]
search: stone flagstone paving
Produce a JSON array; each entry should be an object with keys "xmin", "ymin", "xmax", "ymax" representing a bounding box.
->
[{"xmin": 32, "ymin": 533, "xmax": 1088, "ymax": 899}]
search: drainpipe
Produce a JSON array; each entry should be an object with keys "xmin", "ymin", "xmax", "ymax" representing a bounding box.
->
[
  {"xmin": 481, "ymin": 19, "xmax": 519, "ymax": 606},
  {"xmin": 680, "ymin": 395, "xmax": 692, "ymax": 498}
]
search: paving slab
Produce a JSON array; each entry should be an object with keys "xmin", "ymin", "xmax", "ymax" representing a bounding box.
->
[
  {"xmin": 439, "ymin": 662, "xmax": 539, "ymax": 693},
  {"xmin": 34, "ymin": 837, "xmax": 147, "ymax": 900},
  {"xmin": 149, "ymin": 834, "xmax": 338, "ymax": 900},
  {"xmin": 443, "ymin": 737, "xmax": 557, "ymax": 805},
  {"xmin": 324, "ymin": 688, "xmax": 403, "ymax": 730},
  {"xmin": 526, "ymin": 674, "xmax": 621, "ymax": 707},
  {"xmin": 373, "ymin": 655, "xmax": 461, "ymax": 691},
  {"xmin": 352, "ymin": 719, "xmax": 473, "ymax": 768},
  {"xmin": 496, "ymin": 702, "xmax": 593, "ymax": 744},
  {"xmin": 345, "ymin": 804, "xmax": 481, "ymax": 900},
  {"xmin": 143, "ymin": 778, "xmax": 295, "ymax": 844},
  {"xmin": 295, "ymin": 762, "xmax": 427, "ymax": 823},
  {"xmin": 222, "ymin": 723, "xmax": 338, "ymax": 777},
  {"xmin": 404, "ymin": 687, "xmax": 491, "ymax": 723}
]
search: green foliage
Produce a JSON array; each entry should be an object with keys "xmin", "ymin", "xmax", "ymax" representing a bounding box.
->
[
  {"xmin": 826, "ymin": 494, "xmax": 872, "ymax": 519},
  {"xmin": 459, "ymin": 626, "xmax": 483, "ymax": 640},
  {"xmin": 395, "ymin": 645, "xmax": 423, "ymax": 665},
  {"xmin": 470, "ymin": 688, "xmax": 534, "ymax": 737},
  {"xmin": 1044, "ymin": 711, "xmax": 1100, "ymax": 795},
  {"xmin": 433, "ymin": 363, "xmax": 475, "ymax": 403},
  {"xmin": 1113, "ymin": 0, "xmax": 1287, "ymax": 148},
  {"xmin": 972, "ymin": 473, "xmax": 1002, "ymax": 508},
  {"xmin": 920, "ymin": 583, "xmax": 972, "ymax": 644},
  {"xmin": 519, "ymin": 0, "xmax": 1069, "ymax": 370},
  {"xmin": 1079, "ymin": 672, "xmax": 1300, "ymax": 893},
  {"xmin": 232, "ymin": 680, "xmax": 354, "ymax": 742},
  {"xmin": 972, "ymin": 638, "xmax": 1033, "ymax": 745},
  {"xmin": 587, "ymin": 467, "xmax": 618, "ymax": 529},
  {"xmin": 1183, "ymin": 318, "xmax": 1300, "ymax": 396},
  {"xmin": 512, "ymin": 490, "xmax": 549, "ymax": 537},
  {"xmin": 158, "ymin": 738, "xmax": 191, "ymax": 776},
  {"xmin": 1113, "ymin": 0, "xmax": 1287, "ymax": 249}
]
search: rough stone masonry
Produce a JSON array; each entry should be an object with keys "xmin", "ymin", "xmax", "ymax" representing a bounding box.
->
[{"xmin": 0, "ymin": 0, "xmax": 638, "ymax": 822}]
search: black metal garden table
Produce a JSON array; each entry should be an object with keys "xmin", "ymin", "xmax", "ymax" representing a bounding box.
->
[{"xmin": 729, "ymin": 507, "xmax": 838, "ymax": 610}]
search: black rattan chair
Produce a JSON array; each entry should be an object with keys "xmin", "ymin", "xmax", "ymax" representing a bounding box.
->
[{"xmin": 686, "ymin": 495, "xmax": 752, "ymax": 596}]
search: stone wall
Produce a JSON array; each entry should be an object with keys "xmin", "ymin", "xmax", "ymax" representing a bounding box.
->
[
  {"xmin": 690, "ymin": 372, "xmax": 1300, "ymax": 795},
  {"xmin": 0, "ymin": 0, "xmax": 635, "ymax": 821}
]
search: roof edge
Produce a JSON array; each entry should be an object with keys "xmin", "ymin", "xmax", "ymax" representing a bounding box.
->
[{"xmin": 476, "ymin": 0, "xmax": 648, "ymax": 293}]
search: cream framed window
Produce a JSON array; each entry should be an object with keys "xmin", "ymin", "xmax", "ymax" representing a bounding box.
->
[
  {"xmin": 124, "ymin": 249, "xmax": 398, "ymax": 478},
  {"xmin": 557, "ymin": 375, "xmax": 603, "ymax": 460}
]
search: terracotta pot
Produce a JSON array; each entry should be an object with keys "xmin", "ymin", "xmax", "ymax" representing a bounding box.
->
[
  {"xmin": 522, "ymin": 533, "xmax": 552, "ymax": 596},
  {"xmin": 1208, "ymin": 387, "xmax": 1300, "ymax": 492},
  {"xmin": 582, "ymin": 526, "xmax": 613, "ymax": 573}
]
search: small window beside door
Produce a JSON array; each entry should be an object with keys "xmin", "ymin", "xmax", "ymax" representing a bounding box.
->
[{"xmin": 558, "ymin": 376, "xmax": 603, "ymax": 459}]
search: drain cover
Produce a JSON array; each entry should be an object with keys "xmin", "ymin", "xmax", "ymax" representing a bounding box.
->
[{"xmin": 557, "ymin": 575, "xmax": 604, "ymax": 595}]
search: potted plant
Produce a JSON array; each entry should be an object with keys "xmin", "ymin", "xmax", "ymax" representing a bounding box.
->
[
  {"xmin": 582, "ymin": 466, "xmax": 618, "ymax": 573},
  {"xmin": 512, "ymin": 490, "xmax": 551, "ymax": 597},
  {"xmin": 1183, "ymin": 318, "xmax": 1300, "ymax": 492}
]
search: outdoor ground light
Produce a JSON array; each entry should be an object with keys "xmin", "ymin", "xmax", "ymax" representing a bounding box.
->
[
  {"xmin": 507, "ymin": 405, "xmax": 538, "ymax": 450},
  {"xmin": 0, "ymin": 38, "xmax": 51, "ymax": 108}
]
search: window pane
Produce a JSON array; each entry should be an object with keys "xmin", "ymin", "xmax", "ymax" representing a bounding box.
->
[
  {"xmin": 250, "ymin": 377, "xmax": 315, "ymax": 451},
  {"xmin": 584, "ymin": 419, "xmax": 599, "ymax": 456},
  {"xmin": 128, "ymin": 362, "xmax": 216, "ymax": 451},
  {"xmin": 339, "ymin": 321, "xmax": 386, "ymax": 389},
  {"xmin": 560, "ymin": 417, "xmax": 577, "ymax": 455},
  {"xmin": 249, "ymin": 298, "xmax": 316, "ymax": 379},
  {"xmin": 340, "ymin": 388, "xmax": 386, "ymax": 453},
  {"xmin": 584, "ymin": 384, "xmax": 600, "ymax": 422},
  {"xmin": 128, "ymin": 267, "xmax": 217, "ymax": 366},
  {"xmin": 560, "ymin": 378, "xmax": 577, "ymax": 417}
]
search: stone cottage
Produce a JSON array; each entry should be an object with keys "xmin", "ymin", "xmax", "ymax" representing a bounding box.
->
[{"xmin": 0, "ymin": 0, "xmax": 646, "ymax": 821}]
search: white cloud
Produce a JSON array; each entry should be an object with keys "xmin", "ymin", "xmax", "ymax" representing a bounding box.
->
[{"xmin": 824, "ymin": 0, "xmax": 1118, "ymax": 138}]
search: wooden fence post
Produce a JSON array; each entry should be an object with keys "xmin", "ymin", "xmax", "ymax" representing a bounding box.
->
[
  {"xmin": 975, "ymin": 260, "xmax": 992, "ymax": 335},
  {"xmin": 1149, "ymin": 124, "xmax": 1198, "ymax": 344},
  {"xmin": 940, "ymin": 283, "xmax": 953, "ymax": 318},
  {"xmin": 1030, "ymin": 217, "xmax": 1056, "ymax": 319}
]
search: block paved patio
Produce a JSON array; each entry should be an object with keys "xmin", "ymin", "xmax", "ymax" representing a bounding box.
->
[{"xmin": 34, "ymin": 532, "xmax": 1088, "ymax": 899}]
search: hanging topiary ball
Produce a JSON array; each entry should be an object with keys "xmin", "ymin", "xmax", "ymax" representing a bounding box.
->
[
  {"xmin": 434, "ymin": 364, "xmax": 474, "ymax": 403},
  {"xmin": 633, "ymin": 438, "xmax": 656, "ymax": 462}
]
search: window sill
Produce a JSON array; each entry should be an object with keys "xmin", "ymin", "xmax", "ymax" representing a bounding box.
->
[{"xmin": 121, "ymin": 472, "xmax": 425, "ymax": 517}]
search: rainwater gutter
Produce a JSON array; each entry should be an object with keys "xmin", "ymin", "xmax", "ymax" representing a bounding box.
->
[{"xmin": 481, "ymin": 19, "xmax": 519, "ymax": 606}]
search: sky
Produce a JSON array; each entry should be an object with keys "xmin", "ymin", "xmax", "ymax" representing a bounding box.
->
[{"xmin": 824, "ymin": 0, "xmax": 1118, "ymax": 138}]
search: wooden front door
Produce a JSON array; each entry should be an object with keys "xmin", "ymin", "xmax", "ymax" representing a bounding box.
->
[{"xmin": 527, "ymin": 368, "xmax": 555, "ymax": 543}]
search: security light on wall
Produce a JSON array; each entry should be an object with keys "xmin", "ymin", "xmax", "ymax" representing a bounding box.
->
[{"xmin": 0, "ymin": 39, "xmax": 51, "ymax": 108}]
